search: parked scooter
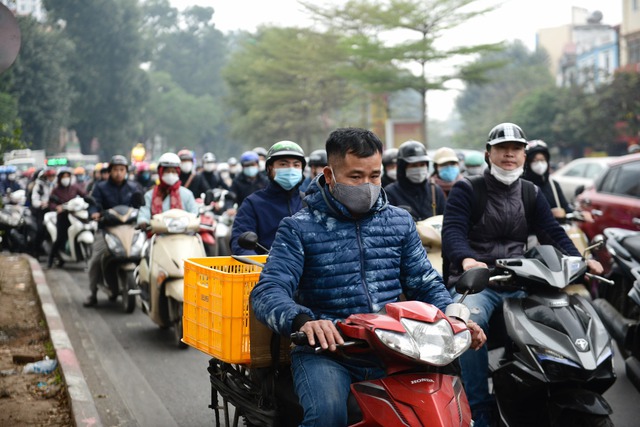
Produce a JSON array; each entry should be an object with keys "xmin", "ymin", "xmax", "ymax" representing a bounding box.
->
[
  {"xmin": 96, "ymin": 195, "xmax": 146, "ymax": 313},
  {"xmin": 43, "ymin": 196, "xmax": 97, "ymax": 266},
  {"xmin": 207, "ymin": 232, "xmax": 479, "ymax": 427},
  {"xmin": 477, "ymin": 244, "xmax": 616, "ymax": 426},
  {"xmin": 135, "ymin": 208, "xmax": 205, "ymax": 348},
  {"xmin": 591, "ymin": 228, "xmax": 640, "ymax": 392},
  {"xmin": 0, "ymin": 190, "xmax": 38, "ymax": 255}
]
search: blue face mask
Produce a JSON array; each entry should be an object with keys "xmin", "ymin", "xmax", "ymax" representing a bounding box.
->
[
  {"xmin": 274, "ymin": 167, "xmax": 302, "ymax": 190},
  {"xmin": 439, "ymin": 165, "xmax": 460, "ymax": 182},
  {"xmin": 243, "ymin": 166, "xmax": 259, "ymax": 177}
]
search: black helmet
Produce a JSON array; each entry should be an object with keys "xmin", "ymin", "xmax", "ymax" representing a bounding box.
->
[
  {"xmin": 526, "ymin": 140, "xmax": 550, "ymax": 162},
  {"xmin": 397, "ymin": 140, "xmax": 429, "ymax": 164},
  {"xmin": 108, "ymin": 155, "xmax": 129, "ymax": 171},
  {"xmin": 486, "ymin": 123, "xmax": 527, "ymax": 147},
  {"xmin": 308, "ymin": 149, "xmax": 327, "ymax": 167},
  {"xmin": 382, "ymin": 148, "xmax": 399, "ymax": 166},
  {"xmin": 266, "ymin": 140, "xmax": 306, "ymax": 169}
]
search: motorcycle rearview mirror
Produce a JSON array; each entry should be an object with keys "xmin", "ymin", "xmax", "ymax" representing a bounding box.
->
[
  {"xmin": 238, "ymin": 231, "xmax": 270, "ymax": 254},
  {"xmin": 83, "ymin": 195, "xmax": 96, "ymax": 206},
  {"xmin": 204, "ymin": 189, "xmax": 215, "ymax": 205},
  {"xmin": 131, "ymin": 192, "xmax": 144, "ymax": 209},
  {"xmin": 0, "ymin": 3, "xmax": 21, "ymax": 75},
  {"xmin": 455, "ymin": 267, "xmax": 489, "ymax": 303},
  {"xmin": 225, "ymin": 191, "xmax": 237, "ymax": 201},
  {"xmin": 584, "ymin": 235, "xmax": 605, "ymax": 257}
]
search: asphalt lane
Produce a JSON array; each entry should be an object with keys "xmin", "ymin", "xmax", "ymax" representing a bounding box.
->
[
  {"xmin": 44, "ymin": 261, "xmax": 639, "ymax": 426},
  {"xmin": 45, "ymin": 263, "xmax": 214, "ymax": 426}
]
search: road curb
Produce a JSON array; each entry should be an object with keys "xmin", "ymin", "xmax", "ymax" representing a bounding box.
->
[{"xmin": 26, "ymin": 255, "xmax": 103, "ymax": 427}]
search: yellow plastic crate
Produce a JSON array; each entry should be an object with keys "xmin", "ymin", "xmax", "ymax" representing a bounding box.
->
[{"xmin": 183, "ymin": 255, "xmax": 267, "ymax": 364}]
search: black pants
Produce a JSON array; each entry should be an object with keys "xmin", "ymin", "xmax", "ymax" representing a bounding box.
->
[{"xmin": 49, "ymin": 212, "xmax": 70, "ymax": 265}]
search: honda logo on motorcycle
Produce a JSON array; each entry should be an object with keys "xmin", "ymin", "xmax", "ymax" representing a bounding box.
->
[{"xmin": 575, "ymin": 338, "xmax": 589, "ymax": 352}]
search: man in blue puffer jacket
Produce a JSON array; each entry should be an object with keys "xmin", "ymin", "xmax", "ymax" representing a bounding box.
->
[
  {"xmin": 251, "ymin": 127, "xmax": 486, "ymax": 427},
  {"xmin": 230, "ymin": 140, "xmax": 306, "ymax": 255}
]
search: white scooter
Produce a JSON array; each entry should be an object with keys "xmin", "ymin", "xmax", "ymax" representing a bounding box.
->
[
  {"xmin": 135, "ymin": 209, "xmax": 206, "ymax": 348},
  {"xmin": 44, "ymin": 197, "xmax": 97, "ymax": 266}
]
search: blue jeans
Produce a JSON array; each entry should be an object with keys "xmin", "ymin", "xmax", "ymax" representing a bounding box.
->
[
  {"xmin": 453, "ymin": 288, "xmax": 526, "ymax": 427},
  {"xmin": 291, "ymin": 346, "xmax": 386, "ymax": 427}
]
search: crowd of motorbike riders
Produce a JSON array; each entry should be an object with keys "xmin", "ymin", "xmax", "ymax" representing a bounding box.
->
[{"xmin": 0, "ymin": 122, "xmax": 614, "ymax": 426}]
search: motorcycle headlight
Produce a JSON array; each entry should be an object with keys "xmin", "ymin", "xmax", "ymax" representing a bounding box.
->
[
  {"xmin": 531, "ymin": 345, "xmax": 581, "ymax": 368},
  {"xmin": 104, "ymin": 233, "xmax": 125, "ymax": 257},
  {"xmin": 130, "ymin": 231, "xmax": 146, "ymax": 257},
  {"xmin": 375, "ymin": 318, "xmax": 471, "ymax": 366},
  {"xmin": 163, "ymin": 216, "xmax": 189, "ymax": 233}
]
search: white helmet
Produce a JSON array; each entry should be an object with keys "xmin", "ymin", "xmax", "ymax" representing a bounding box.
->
[
  {"xmin": 158, "ymin": 152, "xmax": 181, "ymax": 169},
  {"xmin": 9, "ymin": 189, "xmax": 26, "ymax": 205}
]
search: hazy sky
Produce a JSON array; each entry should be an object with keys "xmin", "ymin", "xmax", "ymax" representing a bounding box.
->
[{"xmin": 170, "ymin": 0, "xmax": 623, "ymax": 119}]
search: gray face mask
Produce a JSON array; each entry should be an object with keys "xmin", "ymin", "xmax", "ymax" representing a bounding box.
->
[
  {"xmin": 405, "ymin": 166, "xmax": 428, "ymax": 184},
  {"xmin": 329, "ymin": 168, "xmax": 381, "ymax": 215}
]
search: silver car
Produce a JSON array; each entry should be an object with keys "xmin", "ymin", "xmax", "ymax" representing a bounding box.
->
[{"xmin": 550, "ymin": 156, "xmax": 616, "ymax": 203}]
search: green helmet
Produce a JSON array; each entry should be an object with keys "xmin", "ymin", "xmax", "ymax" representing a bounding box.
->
[
  {"xmin": 464, "ymin": 151, "xmax": 484, "ymax": 167},
  {"xmin": 266, "ymin": 140, "xmax": 306, "ymax": 168}
]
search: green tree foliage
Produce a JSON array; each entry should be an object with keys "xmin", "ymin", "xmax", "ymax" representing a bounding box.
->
[
  {"xmin": 454, "ymin": 41, "xmax": 554, "ymax": 146},
  {"xmin": 142, "ymin": 1, "xmax": 227, "ymax": 98},
  {"xmin": 43, "ymin": 0, "xmax": 149, "ymax": 157},
  {"xmin": 143, "ymin": 71, "xmax": 221, "ymax": 155},
  {"xmin": 140, "ymin": 0, "xmax": 229, "ymax": 156},
  {"xmin": 0, "ymin": 17, "xmax": 72, "ymax": 152},
  {"xmin": 0, "ymin": 121, "xmax": 28, "ymax": 155},
  {"xmin": 301, "ymin": 0, "xmax": 503, "ymax": 146},
  {"xmin": 223, "ymin": 27, "xmax": 357, "ymax": 154}
]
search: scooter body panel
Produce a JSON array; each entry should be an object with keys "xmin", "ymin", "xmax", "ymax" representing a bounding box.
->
[
  {"xmin": 352, "ymin": 373, "xmax": 471, "ymax": 427},
  {"xmin": 146, "ymin": 233, "xmax": 205, "ymax": 326}
]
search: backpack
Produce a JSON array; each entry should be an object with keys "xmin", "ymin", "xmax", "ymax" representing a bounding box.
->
[{"xmin": 442, "ymin": 176, "xmax": 537, "ymax": 286}]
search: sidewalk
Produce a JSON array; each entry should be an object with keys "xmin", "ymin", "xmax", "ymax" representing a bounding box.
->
[{"xmin": 26, "ymin": 256, "xmax": 102, "ymax": 427}]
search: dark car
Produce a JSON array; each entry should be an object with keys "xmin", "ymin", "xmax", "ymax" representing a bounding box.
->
[{"xmin": 575, "ymin": 153, "xmax": 640, "ymax": 240}]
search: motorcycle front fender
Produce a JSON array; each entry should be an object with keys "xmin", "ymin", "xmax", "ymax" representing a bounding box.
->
[
  {"xmin": 77, "ymin": 230, "xmax": 95, "ymax": 244},
  {"xmin": 165, "ymin": 278, "xmax": 183, "ymax": 302},
  {"xmin": 549, "ymin": 388, "xmax": 612, "ymax": 416}
]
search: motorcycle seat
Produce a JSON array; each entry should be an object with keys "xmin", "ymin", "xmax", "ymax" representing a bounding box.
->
[{"xmin": 621, "ymin": 234, "xmax": 640, "ymax": 261}]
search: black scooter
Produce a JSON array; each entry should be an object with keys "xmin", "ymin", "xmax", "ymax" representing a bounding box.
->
[
  {"xmin": 478, "ymin": 245, "xmax": 616, "ymax": 427},
  {"xmin": 591, "ymin": 228, "xmax": 640, "ymax": 392}
]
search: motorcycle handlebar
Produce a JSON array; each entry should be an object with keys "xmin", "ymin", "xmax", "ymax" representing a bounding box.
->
[
  {"xmin": 584, "ymin": 272, "xmax": 615, "ymax": 286},
  {"xmin": 290, "ymin": 331, "xmax": 363, "ymax": 354}
]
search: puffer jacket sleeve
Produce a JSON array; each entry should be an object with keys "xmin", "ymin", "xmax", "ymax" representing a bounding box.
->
[
  {"xmin": 399, "ymin": 218, "xmax": 452, "ymax": 312},
  {"xmin": 250, "ymin": 216, "xmax": 315, "ymax": 336}
]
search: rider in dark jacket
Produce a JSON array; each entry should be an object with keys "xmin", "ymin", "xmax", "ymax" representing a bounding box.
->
[
  {"xmin": 231, "ymin": 141, "xmax": 305, "ymax": 255},
  {"xmin": 84, "ymin": 155, "xmax": 142, "ymax": 307},
  {"xmin": 189, "ymin": 152, "xmax": 229, "ymax": 199},
  {"xmin": 385, "ymin": 140, "xmax": 445, "ymax": 221}
]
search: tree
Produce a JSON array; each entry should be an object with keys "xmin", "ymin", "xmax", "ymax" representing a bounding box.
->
[
  {"xmin": 142, "ymin": 71, "xmax": 221, "ymax": 157},
  {"xmin": 301, "ymin": 0, "xmax": 503, "ymax": 146},
  {"xmin": 0, "ymin": 16, "xmax": 73, "ymax": 152},
  {"xmin": 454, "ymin": 41, "xmax": 554, "ymax": 147},
  {"xmin": 42, "ymin": 0, "xmax": 149, "ymax": 157},
  {"xmin": 223, "ymin": 27, "xmax": 358, "ymax": 153}
]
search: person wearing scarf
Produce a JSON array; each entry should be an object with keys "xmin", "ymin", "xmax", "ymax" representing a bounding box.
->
[{"xmin": 137, "ymin": 152, "xmax": 198, "ymax": 228}]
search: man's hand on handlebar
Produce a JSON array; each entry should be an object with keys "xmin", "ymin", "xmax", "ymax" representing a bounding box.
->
[
  {"xmin": 462, "ymin": 258, "xmax": 487, "ymax": 271},
  {"xmin": 587, "ymin": 259, "xmax": 604, "ymax": 276},
  {"xmin": 298, "ymin": 319, "xmax": 344, "ymax": 352},
  {"xmin": 467, "ymin": 320, "xmax": 486, "ymax": 350}
]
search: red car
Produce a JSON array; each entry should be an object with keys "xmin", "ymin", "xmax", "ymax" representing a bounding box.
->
[{"xmin": 575, "ymin": 152, "xmax": 640, "ymax": 240}]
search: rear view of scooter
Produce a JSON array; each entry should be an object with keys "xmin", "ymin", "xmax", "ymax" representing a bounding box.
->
[
  {"xmin": 135, "ymin": 208, "xmax": 205, "ymax": 347},
  {"xmin": 98, "ymin": 195, "xmax": 146, "ymax": 313},
  {"xmin": 480, "ymin": 245, "xmax": 616, "ymax": 427}
]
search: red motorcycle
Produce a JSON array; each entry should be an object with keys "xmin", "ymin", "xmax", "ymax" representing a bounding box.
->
[
  {"xmin": 196, "ymin": 195, "xmax": 218, "ymax": 256},
  {"xmin": 208, "ymin": 232, "xmax": 482, "ymax": 427}
]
